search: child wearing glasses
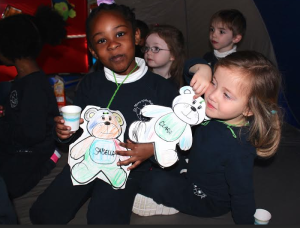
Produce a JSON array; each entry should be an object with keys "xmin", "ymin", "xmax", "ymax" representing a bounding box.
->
[
  {"xmin": 141, "ymin": 24, "xmax": 186, "ymax": 88},
  {"xmin": 142, "ymin": 24, "xmax": 212, "ymax": 95}
]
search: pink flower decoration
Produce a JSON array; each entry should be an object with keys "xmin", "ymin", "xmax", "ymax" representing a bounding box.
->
[{"xmin": 97, "ymin": 0, "xmax": 115, "ymax": 6}]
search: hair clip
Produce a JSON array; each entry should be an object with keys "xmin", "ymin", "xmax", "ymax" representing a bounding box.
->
[
  {"xmin": 97, "ymin": 0, "xmax": 115, "ymax": 6},
  {"xmin": 271, "ymin": 110, "xmax": 277, "ymax": 115}
]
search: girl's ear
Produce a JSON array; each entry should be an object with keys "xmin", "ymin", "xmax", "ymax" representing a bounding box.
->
[
  {"xmin": 88, "ymin": 47, "xmax": 98, "ymax": 59},
  {"xmin": 233, "ymin": 34, "xmax": 242, "ymax": 44},
  {"xmin": 135, "ymin": 28, "xmax": 141, "ymax": 45},
  {"xmin": 170, "ymin": 54, "xmax": 175, "ymax": 61},
  {"xmin": 243, "ymin": 107, "xmax": 253, "ymax": 117}
]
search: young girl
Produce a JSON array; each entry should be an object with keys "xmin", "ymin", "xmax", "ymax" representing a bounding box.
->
[
  {"xmin": 142, "ymin": 24, "xmax": 186, "ymax": 88},
  {"xmin": 30, "ymin": 3, "xmax": 177, "ymax": 224},
  {"xmin": 132, "ymin": 51, "xmax": 282, "ymax": 224},
  {"xmin": 0, "ymin": 6, "xmax": 66, "ymax": 199}
]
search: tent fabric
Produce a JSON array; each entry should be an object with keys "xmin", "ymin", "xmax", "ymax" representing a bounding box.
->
[
  {"xmin": 116, "ymin": 0, "xmax": 277, "ymax": 65},
  {"xmin": 253, "ymin": 0, "xmax": 300, "ymax": 128}
]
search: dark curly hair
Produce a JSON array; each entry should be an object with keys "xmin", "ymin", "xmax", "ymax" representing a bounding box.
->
[
  {"xmin": 86, "ymin": 3, "xmax": 136, "ymax": 48},
  {"xmin": 0, "ymin": 5, "xmax": 66, "ymax": 62}
]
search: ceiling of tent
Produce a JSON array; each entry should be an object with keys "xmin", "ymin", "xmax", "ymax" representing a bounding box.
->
[{"xmin": 116, "ymin": 0, "xmax": 277, "ymax": 65}]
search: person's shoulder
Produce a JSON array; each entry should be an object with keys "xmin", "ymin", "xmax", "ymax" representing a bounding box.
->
[
  {"xmin": 207, "ymin": 121, "xmax": 254, "ymax": 149},
  {"xmin": 203, "ymin": 51, "xmax": 214, "ymax": 59},
  {"xmin": 22, "ymin": 70, "xmax": 47, "ymax": 86},
  {"xmin": 79, "ymin": 70, "xmax": 105, "ymax": 85},
  {"xmin": 150, "ymin": 71, "xmax": 177, "ymax": 90}
]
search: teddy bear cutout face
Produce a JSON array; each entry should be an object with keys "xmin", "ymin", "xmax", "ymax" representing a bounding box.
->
[
  {"xmin": 172, "ymin": 89, "xmax": 206, "ymax": 126},
  {"xmin": 129, "ymin": 86, "xmax": 209, "ymax": 167},
  {"xmin": 68, "ymin": 106, "xmax": 130, "ymax": 189}
]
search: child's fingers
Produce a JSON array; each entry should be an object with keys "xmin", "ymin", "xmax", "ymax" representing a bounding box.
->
[
  {"xmin": 54, "ymin": 116, "xmax": 65, "ymax": 124},
  {"xmin": 126, "ymin": 161, "xmax": 141, "ymax": 170},
  {"xmin": 116, "ymin": 149, "xmax": 131, "ymax": 157},
  {"xmin": 190, "ymin": 77, "xmax": 197, "ymax": 87},
  {"xmin": 117, "ymin": 155, "xmax": 134, "ymax": 166}
]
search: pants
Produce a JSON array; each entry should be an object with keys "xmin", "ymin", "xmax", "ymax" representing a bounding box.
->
[
  {"xmin": 139, "ymin": 167, "xmax": 230, "ymax": 218},
  {"xmin": 0, "ymin": 151, "xmax": 55, "ymax": 199},
  {"xmin": 0, "ymin": 176, "xmax": 18, "ymax": 224},
  {"xmin": 30, "ymin": 164, "xmax": 149, "ymax": 224}
]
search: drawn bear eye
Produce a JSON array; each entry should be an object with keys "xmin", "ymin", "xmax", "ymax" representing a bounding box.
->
[
  {"xmin": 197, "ymin": 105, "xmax": 202, "ymax": 109},
  {"xmin": 193, "ymin": 100, "xmax": 196, "ymax": 104},
  {"xmin": 109, "ymin": 116, "xmax": 112, "ymax": 121},
  {"xmin": 102, "ymin": 116, "xmax": 105, "ymax": 120}
]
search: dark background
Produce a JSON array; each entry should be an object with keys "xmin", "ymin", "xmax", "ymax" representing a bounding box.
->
[{"xmin": 254, "ymin": 0, "xmax": 300, "ymax": 128}]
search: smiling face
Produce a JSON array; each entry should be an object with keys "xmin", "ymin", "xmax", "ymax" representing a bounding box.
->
[
  {"xmin": 88, "ymin": 10, "xmax": 136, "ymax": 75},
  {"xmin": 209, "ymin": 21, "xmax": 241, "ymax": 52},
  {"xmin": 144, "ymin": 33, "xmax": 174, "ymax": 78},
  {"xmin": 204, "ymin": 66, "xmax": 252, "ymax": 125}
]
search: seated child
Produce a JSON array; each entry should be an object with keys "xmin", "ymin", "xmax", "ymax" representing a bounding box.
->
[
  {"xmin": 0, "ymin": 5, "xmax": 66, "ymax": 198},
  {"xmin": 203, "ymin": 9, "xmax": 246, "ymax": 69},
  {"xmin": 132, "ymin": 51, "xmax": 282, "ymax": 224},
  {"xmin": 29, "ymin": 3, "xmax": 178, "ymax": 224},
  {"xmin": 184, "ymin": 9, "xmax": 246, "ymax": 94},
  {"xmin": 142, "ymin": 24, "xmax": 186, "ymax": 88}
]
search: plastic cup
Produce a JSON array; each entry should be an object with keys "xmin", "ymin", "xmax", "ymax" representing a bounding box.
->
[
  {"xmin": 254, "ymin": 209, "xmax": 271, "ymax": 225},
  {"xmin": 61, "ymin": 105, "xmax": 82, "ymax": 131}
]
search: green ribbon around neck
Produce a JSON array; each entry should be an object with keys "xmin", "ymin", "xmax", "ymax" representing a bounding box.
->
[
  {"xmin": 201, "ymin": 120, "xmax": 249, "ymax": 139},
  {"xmin": 106, "ymin": 63, "xmax": 138, "ymax": 109}
]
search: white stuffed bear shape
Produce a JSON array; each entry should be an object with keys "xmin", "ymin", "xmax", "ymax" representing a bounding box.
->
[
  {"xmin": 69, "ymin": 106, "xmax": 130, "ymax": 189},
  {"xmin": 128, "ymin": 86, "xmax": 209, "ymax": 168}
]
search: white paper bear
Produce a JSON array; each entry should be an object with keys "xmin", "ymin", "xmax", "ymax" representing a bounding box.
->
[
  {"xmin": 68, "ymin": 106, "xmax": 130, "ymax": 189},
  {"xmin": 128, "ymin": 86, "xmax": 209, "ymax": 168}
]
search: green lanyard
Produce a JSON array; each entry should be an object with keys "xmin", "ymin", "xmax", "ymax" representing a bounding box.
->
[
  {"xmin": 201, "ymin": 120, "xmax": 249, "ymax": 138},
  {"xmin": 106, "ymin": 63, "xmax": 138, "ymax": 109},
  {"xmin": 217, "ymin": 120, "xmax": 249, "ymax": 138}
]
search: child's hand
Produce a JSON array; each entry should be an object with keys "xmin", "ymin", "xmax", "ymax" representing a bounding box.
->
[
  {"xmin": 0, "ymin": 105, "xmax": 5, "ymax": 117},
  {"xmin": 116, "ymin": 139, "xmax": 154, "ymax": 170},
  {"xmin": 54, "ymin": 116, "xmax": 84, "ymax": 140},
  {"xmin": 189, "ymin": 64, "xmax": 212, "ymax": 99}
]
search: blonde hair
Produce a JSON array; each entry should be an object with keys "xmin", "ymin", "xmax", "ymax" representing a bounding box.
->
[{"xmin": 215, "ymin": 51, "xmax": 282, "ymax": 157}]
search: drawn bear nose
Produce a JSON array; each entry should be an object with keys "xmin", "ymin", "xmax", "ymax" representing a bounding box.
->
[
  {"xmin": 104, "ymin": 121, "xmax": 110, "ymax": 125},
  {"xmin": 191, "ymin": 106, "xmax": 196, "ymax": 112}
]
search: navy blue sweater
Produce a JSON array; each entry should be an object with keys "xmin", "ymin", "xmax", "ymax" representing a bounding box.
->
[
  {"xmin": 183, "ymin": 57, "xmax": 210, "ymax": 85},
  {"xmin": 63, "ymin": 69, "xmax": 178, "ymax": 171},
  {"xmin": 187, "ymin": 120, "xmax": 256, "ymax": 224},
  {"xmin": 0, "ymin": 71, "xmax": 59, "ymax": 154}
]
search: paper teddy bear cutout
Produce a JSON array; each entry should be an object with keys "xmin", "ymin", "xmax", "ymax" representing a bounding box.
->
[
  {"xmin": 129, "ymin": 86, "xmax": 210, "ymax": 167},
  {"xmin": 68, "ymin": 105, "xmax": 130, "ymax": 189}
]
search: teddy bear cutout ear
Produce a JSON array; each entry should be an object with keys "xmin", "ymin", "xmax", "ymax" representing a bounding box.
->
[
  {"xmin": 84, "ymin": 108, "xmax": 98, "ymax": 121},
  {"xmin": 113, "ymin": 112, "xmax": 124, "ymax": 126},
  {"xmin": 179, "ymin": 86, "xmax": 195, "ymax": 95}
]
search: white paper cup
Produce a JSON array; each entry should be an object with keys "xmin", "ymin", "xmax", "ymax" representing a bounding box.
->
[
  {"xmin": 254, "ymin": 209, "xmax": 271, "ymax": 225},
  {"xmin": 61, "ymin": 105, "xmax": 82, "ymax": 131}
]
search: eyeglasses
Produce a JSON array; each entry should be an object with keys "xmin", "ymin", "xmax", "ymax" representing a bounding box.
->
[{"xmin": 141, "ymin": 46, "xmax": 170, "ymax": 53}]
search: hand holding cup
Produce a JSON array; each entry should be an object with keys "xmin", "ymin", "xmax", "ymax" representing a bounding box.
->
[{"xmin": 55, "ymin": 105, "xmax": 82, "ymax": 140}]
